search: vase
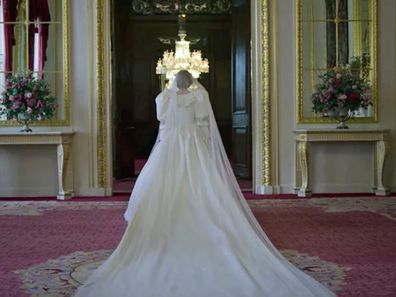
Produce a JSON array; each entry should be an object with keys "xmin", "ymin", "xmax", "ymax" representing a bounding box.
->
[
  {"xmin": 17, "ymin": 113, "xmax": 33, "ymax": 132},
  {"xmin": 326, "ymin": 107, "xmax": 351, "ymax": 129}
]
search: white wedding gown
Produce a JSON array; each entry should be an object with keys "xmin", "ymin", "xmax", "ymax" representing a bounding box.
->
[{"xmin": 75, "ymin": 86, "xmax": 336, "ymax": 297}]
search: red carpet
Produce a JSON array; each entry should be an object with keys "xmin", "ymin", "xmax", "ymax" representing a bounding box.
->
[{"xmin": 0, "ymin": 197, "xmax": 395, "ymax": 296}]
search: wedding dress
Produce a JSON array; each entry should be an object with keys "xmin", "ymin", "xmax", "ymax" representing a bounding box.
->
[{"xmin": 74, "ymin": 80, "xmax": 336, "ymax": 297}]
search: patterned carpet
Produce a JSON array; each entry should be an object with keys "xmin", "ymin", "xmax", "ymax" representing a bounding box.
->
[{"xmin": 1, "ymin": 197, "xmax": 396, "ymax": 297}]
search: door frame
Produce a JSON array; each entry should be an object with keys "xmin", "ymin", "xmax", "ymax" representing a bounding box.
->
[{"xmin": 94, "ymin": 0, "xmax": 275, "ymax": 195}]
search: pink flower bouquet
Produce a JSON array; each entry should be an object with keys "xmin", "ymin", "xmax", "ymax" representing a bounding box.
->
[
  {"xmin": 312, "ymin": 67, "xmax": 371, "ymax": 115},
  {"xmin": 0, "ymin": 74, "xmax": 56, "ymax": 122}
]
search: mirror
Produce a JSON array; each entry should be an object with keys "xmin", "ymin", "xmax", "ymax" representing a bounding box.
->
[
  {"xmin": 0, "ymin": 0, "xmax": 69, "ymax": 125},
  {"xmin": 297, "ymin": 0, "xmax": 377, "ymax": 123}
]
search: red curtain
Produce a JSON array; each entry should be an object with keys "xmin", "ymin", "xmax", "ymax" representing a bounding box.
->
[
  {"xmin": 2, "ymin": 0, "xmax": 18, "ymax": 72},
  {"xmin": 28, "ymin": 0, "xmax": 50, "ymax": 72}
]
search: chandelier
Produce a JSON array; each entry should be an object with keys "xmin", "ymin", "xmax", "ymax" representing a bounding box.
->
[{"xmin": 156, "ymin": 14, "xmax": 209, "ymax": 80}]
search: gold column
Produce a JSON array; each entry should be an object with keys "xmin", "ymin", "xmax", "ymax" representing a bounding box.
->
[
  {"xmin": 96, "ymin": 0, "xmax": 107, "ymax": 188},
  {"xmin": 262, "ymin": 0, "xmax": 272, "ymax": 186}
]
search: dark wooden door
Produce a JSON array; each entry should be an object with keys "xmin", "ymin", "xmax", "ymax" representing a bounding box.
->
[
  {"xmin": 112, "ymin": 1, "xmax": 232, "ymax": 179},
  {"xmin": 231, "ymin": 0, "xmax": 251, "ymax": 178}
]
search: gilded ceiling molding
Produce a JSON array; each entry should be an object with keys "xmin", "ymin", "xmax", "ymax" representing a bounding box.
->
[
  {"xmin": 261, "ymin": 0, "xmax": 271, "ymax": 186},
  {"xmin": 96, "ymin": 0, "xmax": 107, "ymax": 188},
  {"xmin": 131, "ymin": 0, "xmax": 231, "ymax": 14}
]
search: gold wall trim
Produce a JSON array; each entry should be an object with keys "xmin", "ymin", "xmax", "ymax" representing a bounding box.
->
[
  {"xmin": 0, "ymin": 0, "xmax": 71, "ymax": 127},
  {"xmin": 262, "ymin": 0, "xmax": 271, "ymax": 186},
  {"xmin": 96, "ymin": 0, "xmax": 107, "ymax": 188},
  {"xmin": 87, "ymin": 0, "xmax": 95, "ymax": 188},
  {"xmin": 62, "ymin": 0, "xmax": 71, "ymax": 126},
  {"xmin": 296, "ymin": 0, "xmax": 378, "ymax": 124}
]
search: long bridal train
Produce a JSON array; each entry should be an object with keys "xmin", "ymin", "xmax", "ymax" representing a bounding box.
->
[{"xmin": 74, "ymin": 76, "xmax": 336, "ymax": 297}]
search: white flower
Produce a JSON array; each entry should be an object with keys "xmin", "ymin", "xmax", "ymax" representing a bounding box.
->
[
  {"xmin": 336, "ymin": 73, "xmax": 342, "ymax": 79},
  {"xmin": 27, "ymin": 107, "xmax": 33, "ymax": 114},
  {"xmin": 338, "ymin": 94, "xmax": 347, "ymax": 100},
  {"xmin": 25, "ymin": 92, "xmax": 33, "ymax": 98}
]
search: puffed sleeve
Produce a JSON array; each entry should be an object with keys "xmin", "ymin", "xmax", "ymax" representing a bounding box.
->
[
  {"xmin": 195, "ymin": 96, "xmax": 210, "ymax": 126},
  {"xmin": 155, "ymin": 91, "xmax": 170, "ymax": 123},
  {"xmin": 195, "ymin": 96, "xmax": 210, "ymax": 142}
]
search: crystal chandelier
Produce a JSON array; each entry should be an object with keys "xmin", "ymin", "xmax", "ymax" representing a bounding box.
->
[{"xmin": 156, "ymin": 15, "xmax": 209, "ymax": 80}]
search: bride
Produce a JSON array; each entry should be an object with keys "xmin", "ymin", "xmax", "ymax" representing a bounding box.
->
[{"xmin": 74, "ymin": 70, "xmax": 336, "ymax": 297}]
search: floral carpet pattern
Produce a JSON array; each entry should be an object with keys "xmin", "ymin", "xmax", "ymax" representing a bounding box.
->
[
  {"xmin": 15, "ymin": 249, "xmax": 348, "ymax": 296},
  {"xmin": 0, "ymin": 201, "xmax": 127, "ymax": 216},
  {"xmin": 1, "ymin": 197, "xmax": 395, "ymax": 297}
]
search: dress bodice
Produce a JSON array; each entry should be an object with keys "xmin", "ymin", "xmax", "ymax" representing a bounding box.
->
[
  {"xmin": 155, "ymin": 91, "xmax": 209, "ymax": 130},
  {"xmin": 171, "ymin": 93, "xmax": 196, "ymax": 126}
]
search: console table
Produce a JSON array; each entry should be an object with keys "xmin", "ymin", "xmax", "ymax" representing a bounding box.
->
[
  {"xmin": 294, "ymin": 129, "xmax": 390, "ymax": 197},
  {"xmin": 0, "ymin": 132, "xmax": 75, "ymax": 200}
]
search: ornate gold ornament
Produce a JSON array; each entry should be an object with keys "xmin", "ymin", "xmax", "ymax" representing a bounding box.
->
[{"xmin": 131, "ymin": 0, "xmax": 232, "ymax": 15}]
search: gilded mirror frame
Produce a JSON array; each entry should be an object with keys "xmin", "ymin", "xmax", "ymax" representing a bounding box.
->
[
  {"xmin": 296, "ymin": 0, "xmax": 378, "ymax": 124},
  {"xmin": 0, "ymin": 0, "xmax": 70, "ymax": 127}
]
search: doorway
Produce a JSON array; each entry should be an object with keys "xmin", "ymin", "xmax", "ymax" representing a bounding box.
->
[{"xmin": 111, "ymin": 0, "xmax": 252, "ymax": 193}]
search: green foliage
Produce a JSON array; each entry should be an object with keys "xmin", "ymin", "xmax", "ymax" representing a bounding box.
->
[{"xmin": 349, "ymin": 53, "xmax": 371, "ymax": 82}]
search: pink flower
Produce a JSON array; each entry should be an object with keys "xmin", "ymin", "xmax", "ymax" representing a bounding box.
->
[
  {"xmin": 27, "ymin": 99, "xmax": 37, "ymax": 108},
  {"xmin": 9, "ymin": 95, "xmax": 15, "ymax": 101},
  {"xmin": 338, "ymin": 94, "xmax": 347, "ymax": 100},
  {"xmin": 324, "ymin": 86, "xmax": 334, "ymax": 100},
  {"xmin": 328, "ymin": 78, "xmax": 334, "ymax": 85},
  {"xmin": 336, "ymin": 73, "xmax": 342, "ymax": 79},
  {"xmin": 11, "ymin": 102, "xmax": 20, "ymax": 110},
  {"xmin": 36, "ymin": 100, "xmax": 44, "ymax": 108}
]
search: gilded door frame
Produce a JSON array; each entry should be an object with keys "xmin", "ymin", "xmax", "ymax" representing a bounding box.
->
[{"xmin": 94, "ymin": 0, "xmax": 273, "ymax": 193}]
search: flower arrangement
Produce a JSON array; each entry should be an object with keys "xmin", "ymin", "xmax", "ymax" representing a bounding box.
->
[
  {"xmin": 312, "ymin": 68, "xmax": 371, "ymax": 114},
  {"xmin": 312, "ymin": 65, "xmax": 371, "ymax": 129},
  {"xmin": 312, "ymin": 67, "xmax": 371, "ymax": 116},
  {"xmin": 0, "ymin": 74, "xmax": 56, "ymax": 129}
]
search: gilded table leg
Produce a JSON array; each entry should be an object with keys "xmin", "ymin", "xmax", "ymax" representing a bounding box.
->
[
  {"xmin": 375, "ymin": 140, "xmax": 389, "ymax": 196},
  {"xmin": 57, "ymin": 143, "xmax": 74, "ymax": 200},
  {"xmin": 297, "ymin": 140, "xmax": 312, "ymax": 197}
]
